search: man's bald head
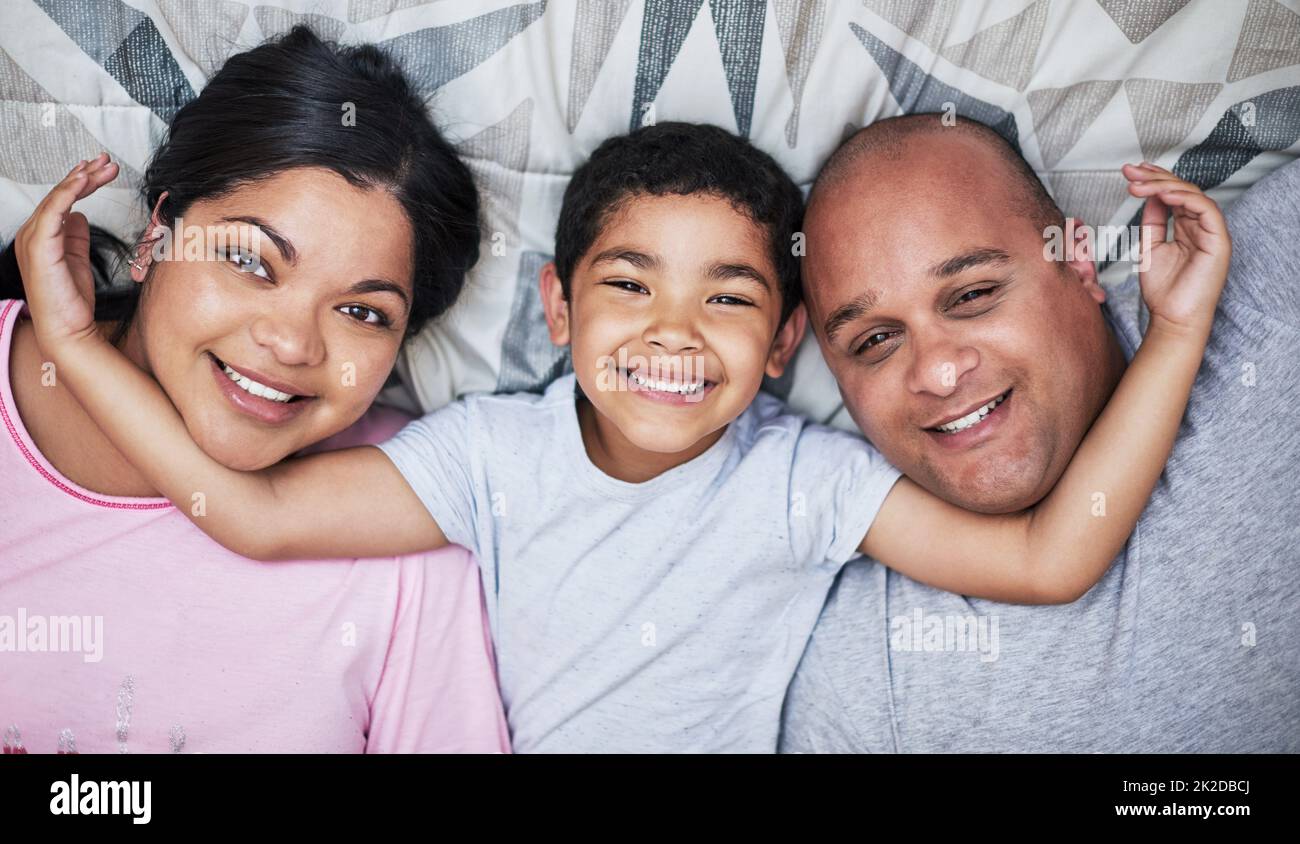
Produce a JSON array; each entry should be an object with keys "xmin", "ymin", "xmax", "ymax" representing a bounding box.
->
[{"xmin": 811, "ymin": 113, "xmax": 1064, "ymax": 236}]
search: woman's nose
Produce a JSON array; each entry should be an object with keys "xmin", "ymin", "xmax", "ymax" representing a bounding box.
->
[{"xmin": 249, "ymin": 312, "xmax": 326, "ymax": 367}]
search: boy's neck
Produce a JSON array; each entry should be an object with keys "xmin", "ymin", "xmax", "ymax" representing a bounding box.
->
[{"xmin": 576, "ymin": 397, "xmax": 727, "ymax": 484}]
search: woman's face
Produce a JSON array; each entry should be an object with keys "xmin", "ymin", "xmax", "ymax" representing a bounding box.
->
[{"xmin": 128, "ymin": 167, "xmax": 416, "ymax": 471}]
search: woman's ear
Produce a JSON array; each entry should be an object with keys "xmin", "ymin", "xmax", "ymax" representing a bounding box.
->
[
  {"xmin": 765, "ymin": 301, "xmax": 807, "ymax": 379},
  {"xmin": 539, "ymin": 261, "xmax": 571, "ymax": 346},
  {"xmin": 130, "ymin": 191, "xmax": 170, "ymax": 283}
]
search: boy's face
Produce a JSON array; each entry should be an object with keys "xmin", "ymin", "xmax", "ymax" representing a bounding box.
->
[{"xmin": 542, "ymin": 193, "xmax": 804, "ymax": 458}]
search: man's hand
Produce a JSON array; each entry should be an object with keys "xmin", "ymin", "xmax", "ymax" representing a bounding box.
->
[
  {"xmin": 13, "ymin": 153, "xmax": 121, "ymax": 349},
  {"xmin": 1123, "ymin": 162, "xmax": 1231, "ymax": 339}
]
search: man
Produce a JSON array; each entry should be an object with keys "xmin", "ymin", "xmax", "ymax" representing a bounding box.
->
[{"xmin": 780, "ymin": 114, "xmax": 1299, "ymax": 752}]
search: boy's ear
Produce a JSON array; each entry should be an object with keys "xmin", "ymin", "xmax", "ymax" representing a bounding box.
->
[
  {"xmin": 131, "ymin": 191, "xmax": 170, "ymax": 283},
  {"xmin": 539, "ymin": 261, "xmax": 570, "ymax": 346},
  {"xmin": 765, "ymin": 301, "xmax": 807, "ymax": 379},
  {"xmin": 1065, "ymin": 216, "xmax": 1106, "ymax": 305}
]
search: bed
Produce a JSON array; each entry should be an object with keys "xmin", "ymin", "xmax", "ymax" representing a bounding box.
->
[{"xmin": 2, "ymin": 0, "xmax": 1297, "ymax": 425}]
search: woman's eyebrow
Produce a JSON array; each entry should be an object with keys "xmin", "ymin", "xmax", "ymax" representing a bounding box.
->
[
  {"xmin": 346, "ymin": 279, "xmax": 411, "ymax": 312},
  {"xmin": 218, "ymin": 215, "xmax": 297, "ymax": 264}
]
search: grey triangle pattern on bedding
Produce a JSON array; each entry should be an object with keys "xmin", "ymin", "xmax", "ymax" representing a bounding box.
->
[
  {"xmin": 850, "ymin": 22, "xmax": 1020, "ymax": 149},
  {"xmin": 771, "ymin": 0, "xmax": 828, "ymax": 148},
  {"xmin": 1099, "ymin": 84, "xmax": 1300, "ymax": 271},
  {"xmin": 35, "ymin": 0, "xmax": 196, "ymax": 120},
  {"xmin": 4, "ymin": 0, "xmax": 1298, "ymax": 414},
  {"xmin": 1095, "ymin": 0, "xmax": 1190, "ymax": 43},
  {"xmin": 380, "ymin": 1, "xmax": 547, "ymax": 95},
  {"xmin": 497, "ymin": 249, "xmax": 571, "ymax": 394}
]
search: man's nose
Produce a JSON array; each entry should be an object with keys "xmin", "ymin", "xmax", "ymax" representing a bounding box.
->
[
  {"xmin": 905, "ymin": 334, "xmax": 979, "ymax": 397},
  {"xmin": 249, "ymin": 310, "xmax": 326, "ymax": 368}
]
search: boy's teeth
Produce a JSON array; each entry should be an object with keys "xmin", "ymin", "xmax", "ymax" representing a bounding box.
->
[
  {"xmin": 936, "ymin": 392, "xmax": 1007, "ymax": 433},
  {"xmin": 628, "ymin": 370, "xmax": 705, "ymax": 395},
  {"xmin": 221, "ymin": 363, "xmax": 295, "ymax": 403}
]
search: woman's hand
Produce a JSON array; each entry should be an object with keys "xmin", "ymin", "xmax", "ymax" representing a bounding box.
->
[
  {"xmin": 1122, "ymin": 162, "xmax": 1231, "ymax": 339},
  {"xmin": 13, "ymin": 153, "xmax": 121, "ymax": 349}
]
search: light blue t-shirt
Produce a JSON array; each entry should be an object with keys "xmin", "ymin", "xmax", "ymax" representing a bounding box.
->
[{"xmin": 377, "ymin": 374, "xmax": 901, "ymax": 752}]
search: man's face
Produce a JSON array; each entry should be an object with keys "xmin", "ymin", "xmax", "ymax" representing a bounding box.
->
[{"xmin": 803, "ymin": 134, "xmax": 1121, "ymax": 513}]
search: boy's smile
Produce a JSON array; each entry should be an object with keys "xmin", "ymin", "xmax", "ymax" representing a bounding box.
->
[{"xmin": 540, "ymin": 193, "xmax": 805, "ymax": 483}]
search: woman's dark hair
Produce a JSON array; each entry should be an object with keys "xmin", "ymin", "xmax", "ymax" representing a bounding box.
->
[
  {"xmin": 553, "ymin": 122, "xmax": 805, "ymax": 325},
  {"xmin": 1, "ymin": 25, "xmax": 480, "ymax": 342}
]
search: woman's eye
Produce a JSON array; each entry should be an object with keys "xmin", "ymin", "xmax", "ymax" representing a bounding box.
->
[
  {"xmin": 339, "ymin": 304, "xmax": 389, "ymax": 326},
  {"xmin": 226, "ymin": 247, "xmax": 269, "ymax": 279}
]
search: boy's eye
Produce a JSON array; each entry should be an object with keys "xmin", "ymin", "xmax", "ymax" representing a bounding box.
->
[
  {"xmin": 709, "ymin": 294, "xmax": 753, "ymax": 307},
  {"xmin": 602, "ymin": 279, "xmax": 648, "ymax": 294},
  {"xmin": 226, "ymin": 247, "xmax": 269, "ymax": 279},
  {"xmin": 338, "ymin": 304, "xmax": 390, "ymax": 327}
]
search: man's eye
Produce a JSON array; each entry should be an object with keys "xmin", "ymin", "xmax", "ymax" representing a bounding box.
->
[
  {"xmin": 227, "ymin": 247, "xmax": 269, "ymax": 279},
  {"xmin": 955, "ymin": 287, "xmax": 993, "ymax": 305},
  {"xmin": 853, "ymin": 331, "xmax": 896, "ymax": 356},
  {"xmin": 338, "ymin": 304, "xmax": 389, "ymax": 326}
]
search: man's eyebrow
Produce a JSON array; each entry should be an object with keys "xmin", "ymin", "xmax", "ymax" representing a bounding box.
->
[
  {"xmin": 823, "ymin": 289, "xmax": 881, "ymax": 343},
  {"xmin": 706, "ymin": 261, "xmax": 771, "ymax": 291},
  {"xmin": 218, "ymin": 215, "xmax": 297, "ymax": 265},
  {"xmin": 930, "ymin": 247, "xmax": 1010, "ymax": 279},
  {"xmin": 346, "ymin": 279, "xmax": 410, "ymax": 313},
  {"xmin": 588, "ymin": 248, "xmax": 661, "ymax": 271}
]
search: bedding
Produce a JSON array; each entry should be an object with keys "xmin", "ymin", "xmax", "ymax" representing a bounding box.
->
[{"xmin": 2, "ymin": 0, "xmax": 1297, "ymax": 425}]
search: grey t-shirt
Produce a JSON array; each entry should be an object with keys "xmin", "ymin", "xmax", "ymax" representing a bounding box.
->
[
  {"xmin": 779, "ymin": 159, "xmax": 1300, "ymax": 753},
  {"xmin": 378, "ymin": 373, "xmax": 901, "ymax": 752}
]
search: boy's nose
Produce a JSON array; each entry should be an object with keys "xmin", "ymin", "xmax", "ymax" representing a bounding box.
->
[{"xmin": 643, "ymin": 311, "xmax": 703, "ymax": 355}]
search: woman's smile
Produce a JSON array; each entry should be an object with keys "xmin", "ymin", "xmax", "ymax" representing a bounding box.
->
[{"xmin": 206, "ymin": 351, "xmax": 316, "ymax": 424}]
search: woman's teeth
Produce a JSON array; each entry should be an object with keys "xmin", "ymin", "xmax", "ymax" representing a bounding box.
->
[
  {"xmin": 935, "ymin": 392, "xmax": 1007, "ymax": 434},
  {"xmin": 627, "ymin": 369, "xmax": 706, "ymax": 395},
  {"xmin": 221, "ymin": 363, "xmax": 297, "ymax": 403}
]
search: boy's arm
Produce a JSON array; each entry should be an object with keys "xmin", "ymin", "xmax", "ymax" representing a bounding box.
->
[
  {"xmin": 860, "ymin": 164, "xmax": 1231, "ymax": 604},
  {"xmin": 14, "ymin": 155, "xmax": 446, "ymax": 561}
]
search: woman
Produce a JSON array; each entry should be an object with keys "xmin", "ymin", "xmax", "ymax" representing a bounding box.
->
[{"xmin": 0, "ymin": 27, "xmax": 509, "ymax": 753}]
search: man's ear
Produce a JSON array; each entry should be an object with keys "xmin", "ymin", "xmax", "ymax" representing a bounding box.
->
[
  {"xmin": 539, "ymin": 261, "xmax": 571, "ymax": 346},
  {"xmin": 131, "ymin": 191, "xmax": 170, "ymax": 283},
  {"xmin": 1065, "ymin": 216, "xmax": 1106, "ymax": 305},
  {"xmin": 765, "ymin": 301, "xmax": 807, "ymax": 379}
]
